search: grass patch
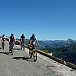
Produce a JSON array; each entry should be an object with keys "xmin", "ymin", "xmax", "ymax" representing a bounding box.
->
[
  {"xmin": 70, "ymin": 69, "xmax": 74, "ymax": 71},
  {"xmin": 41, "ymin": 50, "xmax": 48, "ymax": 53}
]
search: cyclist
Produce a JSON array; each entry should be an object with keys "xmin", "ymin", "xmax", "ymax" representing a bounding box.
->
[
  {"xmin": 9, "ymin": 34, "xmax": 16, "ymax": 54},
  {"xmin": 20, "ymin": 34, "xmax": 25, "ymax": 49},
  {"xmin": 28, "ymin": 34, "xmax": 39, "ymax": 50},
  {"xmin": 1, "ymin": 34, "xmax": 6, "ymax": 43},
  {"xmin": 1, "ymin": 34, "xmax": 6, "ymax": 49}
]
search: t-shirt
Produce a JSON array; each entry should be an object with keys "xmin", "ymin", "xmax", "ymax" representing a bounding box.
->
[
  {"xmin": 30, "ymin": 36, "xmax": 37, "ymax": 44},
  {"xmin": 2, "ymin": 36, "xmax": 6, "ymax": 40},
  {"xmin": 10, "ymin": 36, "xmax": 15, "ymax": 42},
  {"xmin": 20, "ymin": 36, "xmax": 25, "ymax": 41}
]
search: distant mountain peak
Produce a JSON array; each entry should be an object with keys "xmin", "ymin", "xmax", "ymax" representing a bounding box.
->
[{"xmin": 67, "ymin": 38, "xmax": 73, "ymax": 42}]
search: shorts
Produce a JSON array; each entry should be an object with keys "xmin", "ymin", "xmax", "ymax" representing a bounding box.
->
[{"xmin": 2, "ymin": 39, "xmax": 5, "ymax": 41}]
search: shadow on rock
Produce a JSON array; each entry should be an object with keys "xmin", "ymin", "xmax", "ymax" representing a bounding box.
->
[
  {"xmin": 12, "ymin": 56, "xmax": 36, "ymax": 62},
  {"xmin": 12, "ymin": 56, "xmax": 29, "ymax": 61},
  {"xmin": 0, "ymin": 47, "xmax": 2, "ymax": 49},
  {"xmin": 13, "ymin": 48, "xmax": 21, "ymax": 50},
  {"xmin": 0, "ymin": 52, "xmax": 9, "ymax": 55}
]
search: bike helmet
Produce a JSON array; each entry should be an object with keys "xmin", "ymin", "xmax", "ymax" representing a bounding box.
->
[
  {"xmin": 32, "ymin": 34, "xmax": 35, "ymax": 36},
  {"xmin": 11, "ymin": 34, "xmax": 14, "ymax": 36},
  {"xmin": 22, "ymin": 34, "xmax": 24, "ymax": 36},
  {"xmin": 3, "ymin": 34, "xmax": 5, "ymax": 36},
  {"xmin": 32, "ymin": 34, "xmax": 35, "ymax": 38}
]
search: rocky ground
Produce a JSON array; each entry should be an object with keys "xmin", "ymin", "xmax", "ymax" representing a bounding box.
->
[{"xmin": 0, "ymin": 40, "xmax": 76, "ymax": 76}]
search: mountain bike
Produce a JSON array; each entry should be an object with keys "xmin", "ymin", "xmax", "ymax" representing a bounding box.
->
[
  {"xmin": 9, "ymin": 42, "xmax": 14, "ymax": 55},
  {"xmin": 20, "ymin": 41, "xmax": 25, "ymax": 51},
  {"xmin": 29, "ymin": 45, "xmax": 38, "ymax": 62}
]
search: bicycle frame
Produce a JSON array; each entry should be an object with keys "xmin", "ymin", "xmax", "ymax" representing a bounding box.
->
[
  {"xmin": 9, "ymin": 42, "xmax": 14, "ymax": 55},
  {"xmin": 2, "ymin": 41, "xmax": 5, "ymax": 49},
  {"xmin": 29, "ymin": 45, "xmax": 37, "ymax": 62},
  {"xmin": 20, "ymin": 41, "xmax": 25, "ymax": 51}
]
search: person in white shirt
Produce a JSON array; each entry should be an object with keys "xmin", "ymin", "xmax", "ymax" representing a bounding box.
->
[
  {"xmin": 1, "ymin": 34, "xmax": 6, "ymax": 43},
  {"xmin": 28, "ymin": 34, "xmax": 39, "ymax": 50}
]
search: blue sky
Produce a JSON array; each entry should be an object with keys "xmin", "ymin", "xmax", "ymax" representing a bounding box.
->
[{"xmin": 0, "ymin": 0, "xmax": 76, "ymax": 40}]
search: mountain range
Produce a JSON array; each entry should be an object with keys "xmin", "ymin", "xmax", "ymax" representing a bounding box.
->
[
  {"xmin": 39, "ymin": 38, "xmax": 76, "ymax": 49},
  {"xmin": 15, "ymin": 38, "xmax": 76, "ymax": 49}
]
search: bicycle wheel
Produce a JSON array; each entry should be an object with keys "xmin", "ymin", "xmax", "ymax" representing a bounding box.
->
[
  {"xmin": 2, "ymin": 45, "xmax": 4, "ymax": 49},
  {"xmin": 29, "ymin": 51, "xmax": 32, "ymax": 58},
  {"xmin": 23, "ymin": 46, "xmax": 25, "ymax": 51},
  {"xmin": 9, "ymin": 44, "xmax": 13, "ymax": 55},
  {"xmin": 11, "ymin": 44, "xmax": 14, "ymax": 55},
  {"xmin": 2, "ymin": 42, "xmax": 4, "ymax": 49},
  {"xmin": 11, "ymin": 49, "xmax": 13, "ymax": 55},
  {"xmin": 33, "ymin": 51, "xmax": 37, "ymax": 62}
]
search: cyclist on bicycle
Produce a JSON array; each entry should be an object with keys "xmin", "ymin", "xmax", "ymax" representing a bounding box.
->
[
  {"xmin": 1, "ymin": 34, "xmax": 6, "ymax": 43},
  {"xmin": 28, "ymin": 34, "xmax": 39, "ymax": 50},
  {"xmin": 9, "ymin": 34, "xmax": 16, "ymax": 55},
  {"xmin": 20, "ymin": 34, "xmax": 25, "ymax": 49},
  {"xmin": 1, "ymin": 34, "xmax": 6, "ymax": 49}
]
